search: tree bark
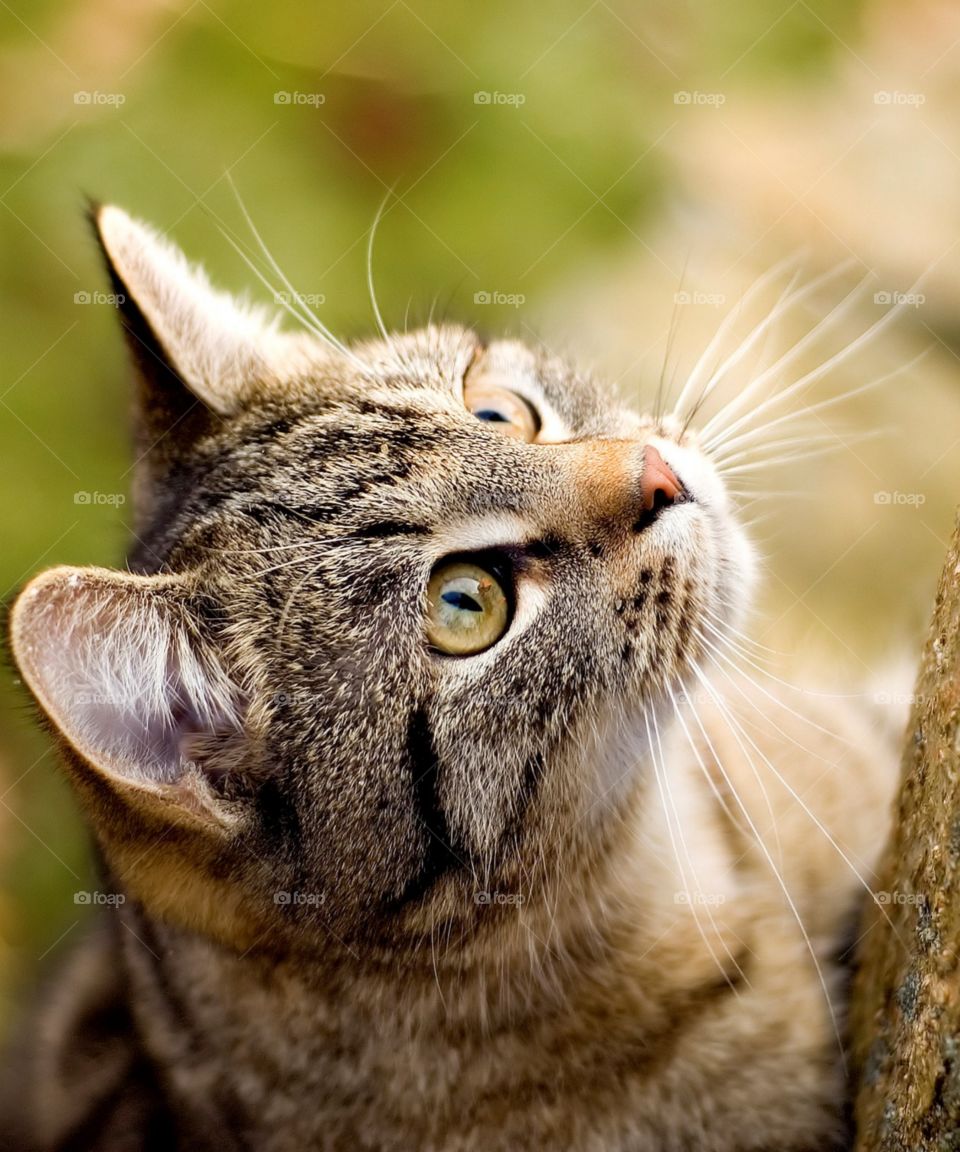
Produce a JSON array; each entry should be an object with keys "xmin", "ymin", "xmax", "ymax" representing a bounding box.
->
[{"xmin": 852, "ymin": 511, "xmax": 960, "ymax": 1150}]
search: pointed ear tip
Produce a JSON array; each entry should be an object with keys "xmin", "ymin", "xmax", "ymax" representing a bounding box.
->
[
  {"xmin": 86, "ymin": 202, "xmax": 135, "ymax": 268},
  {"xmin": 9, "ymin": 567, "xmax": 80, "ymax": 685},
  {"xmin": 11, "ymin": 565, "xmax": 118, "ymax": 640},
  {"xmin": 12, "ymin": 564, "xmax": 83, "ymax": 621},
  {"xmin": 91, "ymin": 203, "xmax": 135, "ymax": 244},
  {"xmin": 83, "ymin": 195, "xmax": 102, "ymax": 227}
]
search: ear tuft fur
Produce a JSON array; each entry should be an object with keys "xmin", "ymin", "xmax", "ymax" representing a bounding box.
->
[
  {"xmin": 92, "ymin": 204, "xmax": 285, "ymax": 414},
  {"xmin": 10, "ymin": 566, "xmax": 244, "ymax": 789}
]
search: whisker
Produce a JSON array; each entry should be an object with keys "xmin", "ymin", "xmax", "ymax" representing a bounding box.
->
[
  {"xmin": 702, "ymin": 315, "xmax": 927, "ymax": 456},
  {"xmin": 221, "ymin": 176, "xmax": 366, "ymax": 369},
  {"xmin": 697, "ymin": 615, "xmax": 779, "ymax": 668},
  {"xmin": 686, "ymin": 660, "xmax": 846, "ymax": 1059},
  {"xmin": 697, "ymin": 625, "xmax": 864, "ymax": 721},
  {"xmin": 712, "ymin": 427, "xmax": 881, "ymax": 470},
  {"xmin": 645, "ymin": 705, "xmax": 745, "ymax": 993},
  {"xmin": 675, "ymin": 678, "xmax": 785, "ymax": 869},
  {"xmin": 214, "ymin": 218, "xmax": 364, "ymax": 370},
  {"xmin": 656, "ymin": 256, "xmax": 691, "ymax": 422},
  {"xmin": 278, "ymin": 558, "xmax": 325, "ymax": 640},
  {"xmin": 699, "ymin": 608, "xmax": 783, "ymax": 656},
  {"xmin": 672, "ymin": 253, "xmax": 803, "ymax": 419},
  {"xmin": 667, "ymin": 685, "xmax": 755, "ymax": 845},
  {"xmin": 686, "ymin": 260, "xmax": 859, "ymax": 432},
  {"xmin": 698, "ymin": 266, "xmax": 868, "ymax": 446},
  {"xmin": 706, "ymin": 350, "xmax": 925, "ymax": 461},
  {"xmin": 367, "ymin": 185, "xmax": 396, "ymax": 344},
  {"xmin": 716, "ymin": 444, "xmax": 860, "ymax": 478},
  {"xmin": 690, "ymin": 653, "xmax": 902, "ymax": 952},
  {"xmin": 251, "ymin": 549, "xmax": 326, "ymax": 580},
  {"xmin": 726, "ymin": 488, "xmax": 817, "ymax": 502},
  {"xmin": 194, "ymin": 540, "xmax": 323, "ymax": 557}
]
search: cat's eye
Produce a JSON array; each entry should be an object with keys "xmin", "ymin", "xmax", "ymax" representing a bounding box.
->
[
  {"xmin": 463, "ymin": 381, "xmax": 540, "ymax": 442},
  {"xmin": 426, "ymin": 560, "xmax": 511, "ymax": 655}
]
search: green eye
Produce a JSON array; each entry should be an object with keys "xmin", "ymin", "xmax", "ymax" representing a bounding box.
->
[{"xmin": 426, "ymin": 561, "xmax": 510, "ymax": 655}]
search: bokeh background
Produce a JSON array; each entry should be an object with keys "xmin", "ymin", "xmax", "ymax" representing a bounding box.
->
[{"xmin": 0, "ymin": 0, "xmax": 958, "ymax": 1033}]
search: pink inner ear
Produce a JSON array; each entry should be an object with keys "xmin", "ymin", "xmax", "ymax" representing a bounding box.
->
[
  {"xmin": 95, "ymin": 647, "xmax": 243, "ymax": 784},
  {"xmin": 12, "ymin": 567, "xmax": 244, "ymax": 787}
]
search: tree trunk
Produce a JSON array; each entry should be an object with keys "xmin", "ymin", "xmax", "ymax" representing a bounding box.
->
[{"xmin": 852, "ymin": 511, "xmax": 960, "ymax": 1149}]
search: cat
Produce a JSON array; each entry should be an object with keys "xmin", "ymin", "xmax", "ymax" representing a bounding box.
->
[{"xmin": 0, "ymin": 204, "xmax": 902, "ymax": 1151}]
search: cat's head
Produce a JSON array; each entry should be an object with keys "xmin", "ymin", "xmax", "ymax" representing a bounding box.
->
[{"xmin": 10, "ymin": 207, "xmax": 754, "ymax": 958}]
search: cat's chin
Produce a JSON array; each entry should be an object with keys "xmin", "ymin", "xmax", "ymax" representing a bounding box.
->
[{"xmin": 567, "ymin": 695, "xmax": 667, "ymax": 824}]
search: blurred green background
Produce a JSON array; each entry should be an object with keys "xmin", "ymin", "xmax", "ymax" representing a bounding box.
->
[{"xmin": 1, "ymin": 0, "xmax": 958, "ymax": 1032}]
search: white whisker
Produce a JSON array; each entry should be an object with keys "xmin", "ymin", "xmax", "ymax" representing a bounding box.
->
[
  {"xmin": 221, "ymin": 176, "xmax": 367, "ymax": 369},
  {"xmin": 702, "ymin": 311, "xmax": 926, "ymax": 456},
  {"xmin": 686, "ymin": 661, "xmax": 846, "ymax": 1058},
  {"xmin": 686, "ymin": 260, "xmax": 858, "ymax": 424},
  {"xmin": 712, "ymin": 427, "xmax": 881, "ymax": 470},
  {"xmin": 697, "ymin": 625, "xmax": 863, "ymax": 724},
  {"xmin": 644, "ymin": 705, "xmax": 745, "ymax": 993},
  {"xmin": 716, "ymin": 444, "xmax": 856, "ymax": 478},
  {"xmin": 690, "ymin": 653, "xmax": 902, "ymax": 952},
  {"xmin": 699, "ymin": 267, "xmax": 869, "ymax": 446},
  {"xmin": 671, "ymin": 253, "xmax": 803, "ymax": 418},
  {"xmin": 367, "ymin": 187, "xmax": 394, "ymax": 343},
  {"xmin": 706, "ymin": 350, "xmax": 925, "ymax": 462}
]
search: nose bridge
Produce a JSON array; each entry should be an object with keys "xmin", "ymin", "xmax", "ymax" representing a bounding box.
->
[
  {"xmin": 563, "ymin": 438, "xmax": 642, "ymax": 532},
  {"xmin": 555, "ymin": 439, "xmax": 684, "ymax": 540}
]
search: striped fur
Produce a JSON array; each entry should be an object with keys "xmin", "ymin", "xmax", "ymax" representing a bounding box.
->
[{"xmin": 1, "ymin": 208, "xmax": 899, "ymax": 1151}]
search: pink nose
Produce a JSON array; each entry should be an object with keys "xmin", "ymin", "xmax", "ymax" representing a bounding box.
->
[{"xmin": 639, "ymin": 445, "xmax": 683, "ymax": 512}]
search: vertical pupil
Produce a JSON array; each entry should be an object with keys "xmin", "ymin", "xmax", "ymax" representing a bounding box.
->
[{"xmin": 474, "ymin": 409, "xmax": 510, "ymax": 423}]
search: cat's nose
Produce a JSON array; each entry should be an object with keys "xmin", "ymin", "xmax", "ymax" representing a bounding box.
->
[
  {"xmin": 561, "ymin": 438, "xmax": 686, "ymax": 539},
  {"xmin": 639, "ymin": 444, "xmax": 684, "ymax": 512}
]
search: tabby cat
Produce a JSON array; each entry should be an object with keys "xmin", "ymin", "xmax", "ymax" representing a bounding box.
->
[{"xmin": 0, "ymin": 206, "xmax": 900, "ymax": 1150}]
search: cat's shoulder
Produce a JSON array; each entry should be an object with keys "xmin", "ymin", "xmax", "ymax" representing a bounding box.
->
[{"xmin": 0, "ymin": 917, "xmax": 178, "ymax": 1152}]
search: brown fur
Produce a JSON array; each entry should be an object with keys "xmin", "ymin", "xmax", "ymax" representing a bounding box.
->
[{"xmin": 0, "ymin": 206, "xmax": 899, "ymax": 1150}]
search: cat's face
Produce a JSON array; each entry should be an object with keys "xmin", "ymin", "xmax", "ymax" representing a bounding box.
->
[{"xmin": 10, "ymin": 208, "xmax": 753, "ymax": 957}]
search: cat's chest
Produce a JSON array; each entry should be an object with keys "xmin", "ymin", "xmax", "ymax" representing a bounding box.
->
[{"xmin": 127, "ymin": 930, "xmax": 844, "ymax": 1152}]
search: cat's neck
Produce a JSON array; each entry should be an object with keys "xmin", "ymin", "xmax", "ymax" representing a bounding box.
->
[{"xmin": 112, "ymin": 745, "xmax": 754, "ymax": 1143}]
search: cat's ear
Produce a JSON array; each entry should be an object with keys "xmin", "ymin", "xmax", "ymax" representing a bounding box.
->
[
  {"xmin": 10, "ymin": 565, "xmax": 247, "ymax": 833},
  {"xmin": 91, "ymin": 204, "xmax": 309, "ymax": 413},
  {"xmin": 90, "ymin": 205, "xmax": 319, "ymax": 514}
]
